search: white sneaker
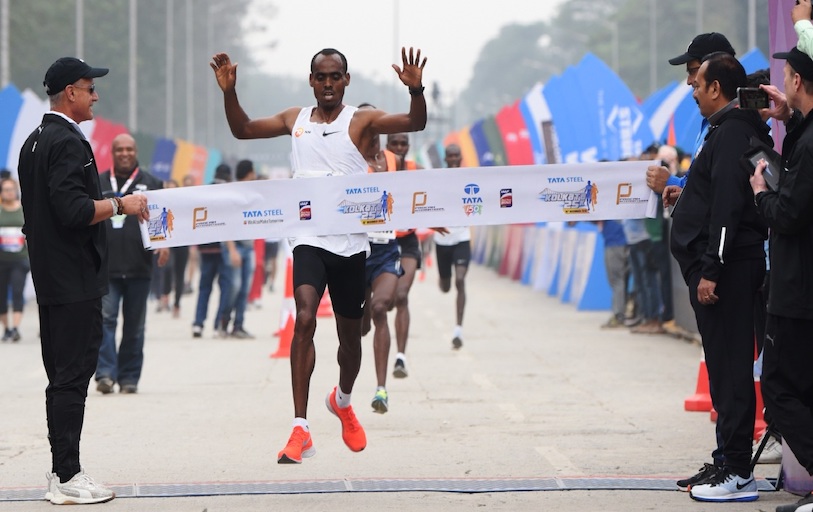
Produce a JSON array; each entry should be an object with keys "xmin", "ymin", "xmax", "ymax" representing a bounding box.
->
[
  {"xmin": 45, "ymin": 470, "xmax": 115, "ymax": 505},
  {"xmin": 689, "ymin": 468, "xmax": 758, "ymax": 502},
  {"xmin": 753, "ymin": 433, "xmax": 782, "ymax": 464}
]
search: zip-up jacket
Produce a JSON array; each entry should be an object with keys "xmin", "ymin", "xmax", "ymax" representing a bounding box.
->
[
  {"xmin": 670, "ymin": 107, "xmax": 769, "ymax": 284},
  {"xmin": 18, "ymin": 114, "xmax": 108, "ymax": 305},
  {"xmin": 755, "ymin": 109, "xmax": 813, "ymax": 320},
  {"xmin": 99, "ymin": 167, "xmax": 163, "ymax": 279}
]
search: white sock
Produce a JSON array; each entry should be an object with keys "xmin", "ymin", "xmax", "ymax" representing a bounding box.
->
[
  {"xmin": 292, "ymin": 417, "xmax": 309, "ymax": 431},
  {"xmin": 396, "ymin": 352, "xmax": 406, "ymax": 362},
  {"xmin": 453, "ymin": 325, "xmax": 463, "ymax": 339},
  {"xmin": 336, "ymin": 386, "xmax": 351, "ymax": 408}
]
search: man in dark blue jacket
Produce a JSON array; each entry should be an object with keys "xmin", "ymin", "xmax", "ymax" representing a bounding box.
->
[
  {"xmin": 664, "ymin": 52, "xmax": 769, "ymax": 503},
  {"xmin": 752, "ymin": 47, "xmax": 813, "ymax": 512},
  {"xmin": 95, "ymin": 133, "xmax": 167, "ymax": 395},
  {"xmin": 18, "ymin": 57, "xmax": 149, "ymax": 504}
]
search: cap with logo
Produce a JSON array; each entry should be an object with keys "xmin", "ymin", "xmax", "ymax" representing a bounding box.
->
[
  {"xmin": 668, "ymin": 33, "xmax": 736, "ymax": 66},
  {"xmin": 43, "ymin": 57, "xmax": 109, "ymax": 96},
  {"xmin": 773, "ymin": 47, "xmax": 813, "ymax": 82}
]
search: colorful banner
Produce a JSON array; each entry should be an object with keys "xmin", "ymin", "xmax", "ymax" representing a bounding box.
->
[
  {"xmin": 141, "ymin": 160, "xmax": 658, "ymax": 249},
  {"xmin": 0, "ymin": 85, "xmax": 23, "ymax": 171},
  {"xmin": 89, "ymin": 117, "xmax": 129, "ymax": 173},
  {"xmin": 495, "ymin": 101, "xmax": 534, "ymax": 166}
]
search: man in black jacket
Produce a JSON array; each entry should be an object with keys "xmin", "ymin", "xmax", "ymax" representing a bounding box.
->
[
  {"xmin": 95, "ymin": 133, "xmax": 167, "ymax": 395},
  {"xmin": 18, "ymin": 57, "xmax": 148, "ymax": 504},
  {"xmin": 664, "ymin": 52, "xmax": 768, "ymax": 503},
  {"xmin": 752, "ymin": 47, "xmax": 813, "ymax": 512}
]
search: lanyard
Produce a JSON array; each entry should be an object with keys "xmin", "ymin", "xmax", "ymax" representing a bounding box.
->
[{"xmin": 110, "ymin": 167, "xmax": 139, "ymax": 197}]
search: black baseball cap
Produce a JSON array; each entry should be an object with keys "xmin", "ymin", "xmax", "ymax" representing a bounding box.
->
[
  {"xmin": 43, "ymin": 57, "xmax": 109, "ymax": 96},
  {"xmin": 668, "ymin": 33, "xmax": 736, "ymax": 65},
  {"xmin": 773, "ymin": 47, "xmax": 813, "ymax": 82}
]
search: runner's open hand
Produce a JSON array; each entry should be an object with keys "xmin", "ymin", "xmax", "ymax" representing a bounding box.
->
[
  {"xmin": 210, "ymin": 53, "xmax": 238, "ymax": 92},
  {"xmin": 392, "ymin": 47, "xmax": 427, "ymax": 89}
]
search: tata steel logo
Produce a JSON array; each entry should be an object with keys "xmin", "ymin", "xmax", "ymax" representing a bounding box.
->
[{"xmin": 299, "ymin": 201, "xmax": 312, "ymax": 220}]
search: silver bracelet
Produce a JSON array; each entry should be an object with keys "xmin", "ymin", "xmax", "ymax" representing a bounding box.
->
[{"xmin": 108, "ymin": 198, "xmax": 118, "ymax": 216}]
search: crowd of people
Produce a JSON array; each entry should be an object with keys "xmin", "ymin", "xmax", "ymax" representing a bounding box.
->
[{"xmin": 10, "ymin": 1, "xmax": 813, "ymax": 509}]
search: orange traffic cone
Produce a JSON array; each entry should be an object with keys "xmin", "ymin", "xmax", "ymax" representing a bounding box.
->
[
  {"xmin": 270, "ymin": 312, "xmax": 294, "ymax": 359},
  {"xmin": 317, "ymin": 289, "xmax": 333, "ymax": 318},
  {"xmin": 685, "ymin": 356, "xmax": 713, "ymax": 412},
  {"xmin": 274, "ymin": 257, "xmax": 295, "ymax": 337}
]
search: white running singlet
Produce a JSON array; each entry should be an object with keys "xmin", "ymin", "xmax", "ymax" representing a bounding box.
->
[{"xmin": 289, "ymin": 105, "xmax": 370, "ymax": 257}]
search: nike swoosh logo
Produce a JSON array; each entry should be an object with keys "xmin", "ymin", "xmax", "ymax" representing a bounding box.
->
[
  {"xmin": 323, "ymin": 131, "xmax": 341, "ymax": 137},
  {"xmin": 736, "ymin": 479, "xmax": 753, "ymax": 490}
]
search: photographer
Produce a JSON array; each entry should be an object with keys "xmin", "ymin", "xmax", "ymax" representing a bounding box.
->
[{"xmin": 752, "ymin": 47, "xmax": 813, "ymax": 512}]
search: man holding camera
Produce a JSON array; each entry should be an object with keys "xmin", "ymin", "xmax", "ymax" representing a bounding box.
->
[
  {"xmin": 664, "ymin": 52, "xmax": 770, "ymax": 503},
  {"xmin": 752, "ymin": 46, "xmax": 813, "ymax": 512}
]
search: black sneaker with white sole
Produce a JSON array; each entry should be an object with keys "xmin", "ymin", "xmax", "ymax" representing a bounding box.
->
[{"xmin": 676, "ymin": 462, "xmax": 719, "ymax": 491}]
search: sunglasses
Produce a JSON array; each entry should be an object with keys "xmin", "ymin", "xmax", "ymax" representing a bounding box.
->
[{"xmin": 71, "ymin": 83, "xmax": 96, "ymax": 94}]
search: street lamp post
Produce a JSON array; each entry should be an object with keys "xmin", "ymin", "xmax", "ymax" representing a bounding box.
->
[
  {"xmin": 185, "ymin": 0, "xmax": 193, "ymax": 142},
  {"xmin": 1, "ymin": 0, "xmax": 9, "ymax": 88},
  {"xmin": 129, "ymin": 0, "xmax": 137, "ymax": 132},
  {"xmin": 207, "ymin": 1, "xmax": 231, "ymax": 149},
  {"xmin": 76, "ymin": 0, "xmax": 84, "ymax": 59},
  {"xmin": 166, "ymin": 0, "xmax": 173, "ymax": 138}
]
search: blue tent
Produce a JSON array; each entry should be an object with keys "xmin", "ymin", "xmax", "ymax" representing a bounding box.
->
[{"xmin": 0, "ymin": 85, "xmax": 23, "ymax": 171}]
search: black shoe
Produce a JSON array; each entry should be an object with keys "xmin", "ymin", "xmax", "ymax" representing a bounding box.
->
[
  {"xmin": 10, "ymin": 327, "xmax": 20, "ymax": 342},
  {"xmin": 192, "ymin": 325, "xmax": 203, "ymax": 338},
  {"xmin": 777, "ymin": 491, "xmax": 813, "ymax": 512},
  {"xmin": 676, "ymin": 462, "xmax": 719, "ymax": 491},
  {"xmin": 452, "ymin": 336, "xmax": 463, "ymax": 349},
  {"xmin": 230, "ymin": 327, "xmax": 255, "ymax": 339},
  {"xmin": 96, "ymin": 377, "xmax": 115, "ymax": 395},
  {"xmin": 393, "ymin": 357, "xmax": 408, "ymax": 378},
  {"xmin": 1, "ymin": 328, "xmax": 10, "ymax": 342}
]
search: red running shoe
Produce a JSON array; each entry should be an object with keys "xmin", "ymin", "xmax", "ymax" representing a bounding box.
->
[
  {"xmin": 325, "ymin": 387, "xmax": 367, "ymax": 452},
  {"xmin": 277, "ymin": 426, "xmax": 315, "ymax": 464}
]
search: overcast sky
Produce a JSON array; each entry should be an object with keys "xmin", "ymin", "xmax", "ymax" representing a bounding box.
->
[{"xmin": 244, "ymin": 0, "xmax": 566, "ymax": 99}]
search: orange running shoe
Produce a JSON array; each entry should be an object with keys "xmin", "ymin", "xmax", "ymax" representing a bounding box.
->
[
  {"xmin": 325, "ymin": 387, "xmax": 367, "ymax": 452},
  {"xmin": 277, "ymin": 426, "xmax": 315, "ymax": 464}
]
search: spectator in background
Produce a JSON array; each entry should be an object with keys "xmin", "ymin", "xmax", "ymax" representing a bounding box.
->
[
  {"xmin": 182, "ymin": 174, "xmax": 198, "ymax": 296},
  {"xmin": 265, "ymin": 238, "xmax": 281, "ymax": 292},
  {"xmin": 754, "ymin": 43, "xmax": 813, "ymax": 512},
  {"xmin": 223, "ymin": 159, "xmax": 257, "ymax": 339},
  {"xmin": 653, "ymin": 145, "xmax": 677, "ymax": 336},
  {"xmin": 191, "ymin": 164, "xmax": 240, "ymax": 338},
  {"xmin": 95, "ymin": 134, "xmax": 168, "ymax": 395},
  {"xmin": 598, "ymin": 219, "xmax": 627, "ymax": 329},
  {"xmin": 646, "ymin": 32, "xmax": 737, "ymax": 194},
  {"xmin": 0, "ymin": 177, "xmax": 29, "ymax": 342},
  {"xmin": 665, "ymin": 52, "xmax": 768, "ymax": 503},
  {"xmin": 155, "ymin": 178, "xmax": 179, "ymax": 314},
  {"xmin": 622, "ymin": 217, "xmax": 664, "ymax": 334}
]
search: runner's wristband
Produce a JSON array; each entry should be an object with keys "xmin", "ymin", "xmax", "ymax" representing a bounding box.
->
[
  {"xmin": 108, "ymin": 198, "xmax": 118, "ymax": 217},
  {"xmin": 409, "ymin": 86, "xmax": 425, "ymax": 96}
]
